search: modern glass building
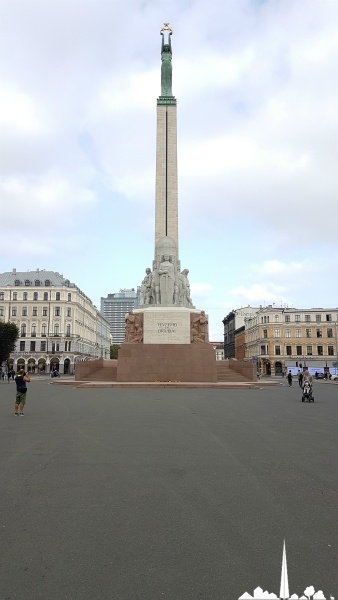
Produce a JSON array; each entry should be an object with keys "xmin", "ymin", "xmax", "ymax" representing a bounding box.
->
[{"xmin": 100, "ymin": 289, "xmax": 137, "ymax": 344}]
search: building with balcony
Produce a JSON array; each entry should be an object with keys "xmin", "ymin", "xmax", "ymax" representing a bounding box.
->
[
  {"xmin": 0, "ymin": 269, "xmax": 111, "ymax": 374},
  {"xmin": 100, "ymin": 289, "xmax": 137, "ymax": 344},
  {"xmin": 245, "ymin": 306, "xmax": 338, "ymax": 376}
]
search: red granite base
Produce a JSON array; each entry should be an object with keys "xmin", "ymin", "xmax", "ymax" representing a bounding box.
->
[{"xmin": 116, "ymin": 343, "xmax": 217, "ymax": 382}]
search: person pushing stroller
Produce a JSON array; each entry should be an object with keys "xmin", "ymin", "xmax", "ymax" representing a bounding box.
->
[{"xmin": 301, "ymin": 370, "xmax": 314, "ymax": 402}]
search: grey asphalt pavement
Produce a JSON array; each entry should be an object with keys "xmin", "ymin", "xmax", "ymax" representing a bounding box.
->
[{"xmin": 0, "ymin": 379, "xmax": 337, "ymax": 600}]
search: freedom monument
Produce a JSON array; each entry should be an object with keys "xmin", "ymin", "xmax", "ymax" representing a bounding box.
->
[
  {"xmin": 116, "ymin": 24, "xmax": 218, "ymax": 382},
  {"xmin": 75, "ymin": 25, "xmax": 256, "ymax": 385}
]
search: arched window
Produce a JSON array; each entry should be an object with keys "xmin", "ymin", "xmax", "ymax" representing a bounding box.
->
[
  {"xmin": 43, "ymin": 292, "xmax": 48, "ymax": 300},
  {"xmin": 15, "ymin": 280, "xmax": 20, "ymax": 286},
  {"xmin": 41, "ymin": 324, "xmax": 47, "ymax": 337},
  {"xmin": 45, "ymin": 280, "xmax": 51, "ymax": 286},
  {"xmin": 35, "ymin": 280, "xmax": 41, "ymax": 286},
  {"xmin": 21, "ymin": 324, "xmax": 26, "ymax": 337},
  {"xmin": 56, "ymin": 292, "xmax": 60, "ymax": 301},
  {"xmin": 25, "ymin": 279, "xmax": 30, "ymax": 286},
  {"xmin": 54, "ymin": 324, "xmax": 59, "ymax": 336}
]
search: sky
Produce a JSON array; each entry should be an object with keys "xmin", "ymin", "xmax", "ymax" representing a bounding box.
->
[{"xmin": 0, "ymin": 0, "xmax": 337, "ymax": 340}]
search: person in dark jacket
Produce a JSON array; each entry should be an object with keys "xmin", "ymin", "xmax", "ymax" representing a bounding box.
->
[
  {"xmin": 14, "ymin": 369, "xmax": 30, "ymax": 416},
  {"xmin": 287, "ymin": 371, "xmax": 293, "ymax": 386}
]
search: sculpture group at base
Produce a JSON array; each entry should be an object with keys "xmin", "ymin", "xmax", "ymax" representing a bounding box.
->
[{"xmin": 138, "ymin": 236, "xmax": 195, "ymax": 309}]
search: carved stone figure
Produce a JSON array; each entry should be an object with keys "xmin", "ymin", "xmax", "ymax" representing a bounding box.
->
[
  {"xmin": 125, "ymin": 312, "xmax": 143, "ymax": 343},
  {"xmin": 151, "ymin": 262, "xmax": 160, "ymax": 305},
  {"xmin": 139, "ymin": 268, "xmax": 152, "ymax": 306},
  {"xmin": 191, "ymin": 311, "xmax": 208, "ymax": 344},
  {"xmin": 180, "ymin": 269, "xmax": 193, "ymax": 307},
  {"xmin": 125, "ymin": 312, "xmax": 136, "ymax": 343},
  {"xmin": 158, "ymin": 254, "xmax": 175, "ymax": 305},
  {"xmin": 160, "ymin": 30, "xmax": 173, "ymax": 97}
]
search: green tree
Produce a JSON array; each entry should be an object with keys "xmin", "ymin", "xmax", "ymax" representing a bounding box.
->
[
  {"xmin": 110, "ymin": 344, "xmax": 121, "ymax": 359},
  {"xmin": 0, "ymin": 322, "xmax": 19, "ymax": 365}
]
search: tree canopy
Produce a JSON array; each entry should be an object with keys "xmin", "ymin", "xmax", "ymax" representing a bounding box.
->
[
  {"xmin": 0, "ymin": 322, "xmax": 19, "ymax": 365},
  {"xmin": 110, "ymin": 344, "xmax": 121, "ymax": 360}
]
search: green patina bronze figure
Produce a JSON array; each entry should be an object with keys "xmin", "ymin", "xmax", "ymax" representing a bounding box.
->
[{"xmin": 160, "ymin": 29, "xmax": 173, "ymax": 97}]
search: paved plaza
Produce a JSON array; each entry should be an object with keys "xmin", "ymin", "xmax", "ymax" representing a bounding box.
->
[{"xmin": 0, "ymin": 379, "xmax": 337, "ymax": 599}]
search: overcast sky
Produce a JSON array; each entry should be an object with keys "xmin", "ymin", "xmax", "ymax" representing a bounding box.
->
[{"xmin": 0, "ymin": 0, "xmax": 337, "ymax": 339}]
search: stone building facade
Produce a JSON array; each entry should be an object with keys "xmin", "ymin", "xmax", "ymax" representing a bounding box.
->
[
  {"xmin": 0, "ymin": 269, "xmax": 111, "ymax": 374},
  {"xmin": 245, "ymin": 306, "xmax": 338, "ymax": 376}
]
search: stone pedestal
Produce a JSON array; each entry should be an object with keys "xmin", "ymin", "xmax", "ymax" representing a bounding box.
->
[
  {"xmin": 117, "ymin": 343, "xmax": 217, "ymax": 382},
  {"xmin": 118, "ymin": 307, "xmax": 215, "ymax": 382}
]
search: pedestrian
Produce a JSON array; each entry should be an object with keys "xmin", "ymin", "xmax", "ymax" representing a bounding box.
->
[
  {"xmin": 287, "ymin": 370, "xmax": 293, "ymax": 386},
  {"xmin": 14, "ymin": 369, "xmax": 30, "ymax": 416},
  {"xmin": 298, "ymin": 371, "xmax": 303, "ymax": 387}
]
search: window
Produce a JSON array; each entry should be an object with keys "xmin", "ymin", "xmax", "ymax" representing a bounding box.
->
[
  {"xmin": 275, "ymin": 345, "xmax": 281, "ymax": 355},
  {"xmin": 15, "ymin": 280, "xmax": 20, "ymax": 286},
  {"xmin": 295, "ymin": 315, "xmax": 300, "ymax": 322},
  {"xmin": 21, "ymin": 324, "xmax": 26, "ymax": 337},
  {"xmin": 13, "ymin": 292, "xmax": 17, "ymax": 301},
  {"xmin": 306, "ymin": 345, "xmax": 312, "ymax": 355},
  {"xmin": 40, "ymin": 341, "xmax": 46, "ymax": 351},
  {"xmin": 326, "ymin": 314, "xmax": 332, "ymax": 322},
  {"xmin": 296, "ymin": 328, "xmax": 301, "ymax": 338},
  {"xmin": 305, "ymin": 314, "xmax": 310, "ymax": 322},
  {"xmin": 286, "ymin": 345, "xmax": 292, "ymax": 356},
  {"xmin": 263, "ymin": 316, "xmax": 269, "ymax": 323},
  {"xmin": 31, "ymin": 325, "xmax": 36, "ymax": 337},
  {"xmin": 260, "ymin": 345, "xmax": 267, "ymax": 355},
  {"xmin": 54, "ymin": 324, "xmax": 59, "ymax": 336},
  {"xmin": 274, "ymin": 328, "xmax": 280, "ymax": 338},
  {"xmin": 66, "ymin": 324, "xmax": 71, "ymax": 336},
  {"xmin": 25, "ymin": 279, "xmax": 30, "ymax": 286},
  {"xmin": 0, "ymin": 307, "xmax": 4, "ymax": 316},
  {"xmin": 285, "ymin": 315, "xmax": 290, "ymax": 323},
  {"xmin": 68, "ymin": 293, "xmax": 71, "ymax": 301},
  {"xmin": 30, "ymin": 341, "xmax": 36, "ymax": 351},
  {"xmin": 316, "ymin": 328, "xmax": 322, "ymax": 338},
  {"xmin": 56, "ymin": 343, "xmax": 60, "ymax": 352},
  {"xmin": 327, "ymin": 328, "xmax": 333, "ymax": 338},
  {"xmin": 285, "ymin": 328, "xmax": 291, "ymax": 338},
  {"xmin": 317, "ymin": 345, "xmax": 323, "ymax": 356},
  {"xmin": 35, "ymin": 280, "xmax": 40, "ymax": 286},
  {"xmin": 12, "ymin": 307, "xmax": 17, "ymax": 316},
  {"xmin": 0, "ymin": 292, "xmax": 4, "ymax": 300},
  {"xmin": 55, "ymin": 307, "xmax": 60, "ymax": 316},
  {"xmin": 296, "ymin": 345, "xmax": 302, "ymax": 355},
  {"xmin": 56, "ymin": 292, "xmax": 60, "ymax": 301},
  {"xmin": 22, "ymin": 307, "xmax": 27, "ymax": 316},
  {"xmin": 33, "ymin": 292, "xmax": 38, "ymax": 301},
  {"xmin": 66, "ymin": 308, "xmax": 71, "ymax": 317},
  {"xmin": 275, "ymin": 315, "xmax": 279, "ymax": 322},
  {"xmin": 328, "ymin": 346, "xmax": 334, "ymax": 356},
  {"xmin": 68, "ymin": 342, "xmax": 71, "ymax": 351},
  {"xmin": 65, "ymin": 342, "xmax": 68, "ymax": 351},
  {"xmin": 32, "ymin": 307, "xmax": 38, "ymax": 316},
  {"xmin": 306, "ymin": 328, "xmax": 312, "ymax": 338},
  {"xmin": 316, "ymin": 315, "xmax": 321, "ymax": 322},
  {"xmin": 45, "ymin": 279, "xmax": 51, "ymax": 286},
  {"xmin": 20, "ymin": 341, "xmax": 25, "ymax": 351},
  {"xmin": 41, "ymin": 324, "xmax": 47, "ymax": 337},
  {"xmin": 43, "ymin": 307, "xmax": 48, "ymax": 316},
  {"xmin": 23, "ymin": 292, "xmax": 28, "ymax": 301},
  {"xmin": 43, "ymin": 292, "xmax": 48, "ymax": 301}
]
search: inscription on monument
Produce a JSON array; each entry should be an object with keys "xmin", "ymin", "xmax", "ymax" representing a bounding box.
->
[{"xmin": 143, "ymin": 310, "xmax": 191, "ymax": 344}]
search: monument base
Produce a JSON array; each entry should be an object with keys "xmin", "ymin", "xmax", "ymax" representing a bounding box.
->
[{"xmin": 116, "ymin": 343, "xmax": 217, "ymax": 382}]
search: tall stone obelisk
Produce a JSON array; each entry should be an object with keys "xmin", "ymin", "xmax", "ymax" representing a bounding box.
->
[
  {"xmin": 155, "ymin": 24, "xmax": 178, "ymax": 254},
  {"xmin": 116, "ymin": 24, "xmax": 217, "ymax": 383}
]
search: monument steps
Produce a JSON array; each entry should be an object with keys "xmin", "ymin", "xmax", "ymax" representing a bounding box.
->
[{"xmin": 216, "ymin": 362, "xmax": 251, "ymax": 383}]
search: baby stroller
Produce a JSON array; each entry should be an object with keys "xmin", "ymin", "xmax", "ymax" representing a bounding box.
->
[{"xmin": 302, "ymin": 381, "xmax": 314, "ymax": 402}]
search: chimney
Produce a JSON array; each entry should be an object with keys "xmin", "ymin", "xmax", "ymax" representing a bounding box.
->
[{"xmin": 12, "ymin": 268, "xmax": 16, "ymax": 274}]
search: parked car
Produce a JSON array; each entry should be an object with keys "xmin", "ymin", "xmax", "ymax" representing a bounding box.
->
[
  {"xmin": 316, "ymin": 372, "xmax": 325, "ymax": 379},
  {"xmin": 331, "ymin": 374, "xmax": 338, "ymax": 381}
]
